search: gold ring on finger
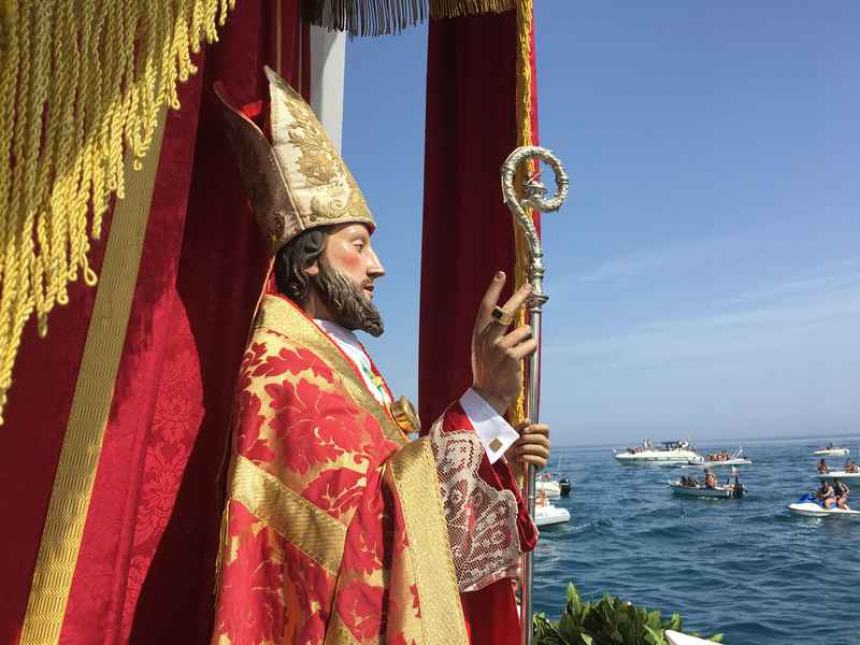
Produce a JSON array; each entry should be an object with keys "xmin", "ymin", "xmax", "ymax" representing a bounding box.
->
[{"xmin": 491, "ymin": 305, "xmax": 514, "ymax": 326}]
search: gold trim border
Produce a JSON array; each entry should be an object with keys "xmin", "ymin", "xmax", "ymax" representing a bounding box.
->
[
  {"xmin": 230, "ymin": 456, "xmax": 346, "ymax": 575},
  {"xmin": 20, "ymin": 109, "xmax": 168, "ymax": 644},
  {"xmin": 388, "ymin": 439, "xmax": 468, "ymax": 645}
]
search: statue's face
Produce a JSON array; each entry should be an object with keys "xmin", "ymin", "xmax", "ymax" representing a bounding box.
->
[
  {"xmin": 322, "ymin": 223, "xmax": 385, "ymax": 299},
  {"xmin": 307, "ymin": 223, "xmax": 386, "ymax": 337}
]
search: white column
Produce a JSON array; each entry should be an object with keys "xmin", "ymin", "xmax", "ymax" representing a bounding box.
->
[{"xmin": 309, "ymin": 26, "xmax": 346, "ymax": 152}]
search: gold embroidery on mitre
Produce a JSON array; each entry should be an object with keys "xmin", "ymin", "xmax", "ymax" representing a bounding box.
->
[
  {"xmin": 216, "ymin": 68, "xmax": 374, "ymax": 253},
  {"xmin": 265, "ymin": 66, "xmax": 374, "ymax": 236}
]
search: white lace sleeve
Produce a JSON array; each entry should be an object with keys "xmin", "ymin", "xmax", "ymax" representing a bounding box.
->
[{"xmin": 428, "ymin": 417, "xmax": 523, "ymax": 592}]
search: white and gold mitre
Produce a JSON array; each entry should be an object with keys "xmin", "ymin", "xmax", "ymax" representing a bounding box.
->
[{"xmin": 215, "ymin": 66, "xmax": 374, "ymax": 251}]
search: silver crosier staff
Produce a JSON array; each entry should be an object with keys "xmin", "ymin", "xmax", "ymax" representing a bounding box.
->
[{"xmin": 500, "ymin": 146, "xmax": 569, "ymax": 645}]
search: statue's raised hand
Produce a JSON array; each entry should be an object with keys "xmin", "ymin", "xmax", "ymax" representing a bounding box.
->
[{"xmin": 471, "ymin": 271, "xmax": 537, "ymax": 415}]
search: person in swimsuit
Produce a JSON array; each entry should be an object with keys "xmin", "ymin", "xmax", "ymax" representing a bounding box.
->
[
  {"xmin": 818, "ymin": 458, "xmax": 830, "ymax": 474},
  {"xmin": 816, "ymin": 480, "xmax": 836, "ymax": 509},
  {"xmin": 704, "ymin": 470, "xmax": 717, "ymax": 489},
  {"xmin": 833, "ymin": 479, "xmax": 850, "ymax": 510}
]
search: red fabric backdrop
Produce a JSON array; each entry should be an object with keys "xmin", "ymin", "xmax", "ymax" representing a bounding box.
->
[
  {"xmin": 0, "ymin": 2, "xmax": 307, "ymax": 642},
  {"xmin": 420, "ymin": 9, "xmax": 540, "ymax": 645}
]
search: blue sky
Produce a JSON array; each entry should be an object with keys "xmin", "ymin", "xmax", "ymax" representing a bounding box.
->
[{"xmin": 342, "ymin": 2, "xmax": 860, "ymax": 446}]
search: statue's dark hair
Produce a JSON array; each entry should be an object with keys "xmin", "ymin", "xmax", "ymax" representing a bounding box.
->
[{"xmin": 274, "ymin": 227, "xmax": 330, "ymax": 303}]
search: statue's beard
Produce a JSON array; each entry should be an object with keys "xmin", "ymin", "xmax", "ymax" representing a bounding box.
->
[{"xmin": 311, "ymin": 260, "xmax": 384, "ymax": 337}]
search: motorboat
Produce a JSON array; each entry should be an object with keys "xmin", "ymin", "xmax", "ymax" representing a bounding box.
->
[
  {"xmin": 536, "ymin": 478, "xmax": 561, "ymax": 499},
  {"xmin": 668, "ymin": 479, "xmax": 745, "ymax": 499},
  {"xmin": 535, "ymin": 472, "xmax": 573, "ymax": 498},
  {"xmin": 534, "ymin": 500, "xmax": 571, "ymax": 527},
  {"xmin": 812, "ymin": 445, "xmax": 850, "ymax": 457},
  {"xmin": 666, "ymin": 631, "xmax": 716, "ymax": 645},
  {"xmin": 614, "ymin": 439, "xmax": 701, "ymax": 463},
  {"xmin": 690, "ymin": 457, "xmax": 751, "ymax": 467},
  {"xmin": 818, "ymin": 470, "xmax": 860, "ymax": 480},
  {"xmin": 691, "ymin": 447, "xmax": 752, "ymax": 467},
  {"xmin": 788, "ymin": 494, "xmax": 860, "ymax": 517}
]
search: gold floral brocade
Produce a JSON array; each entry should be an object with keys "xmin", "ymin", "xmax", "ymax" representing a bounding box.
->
[
  {"xmin": 217, "ymin": 67, "xmax": 374, "ymax": 253},
  {"xmin": 252, "ymin": 294, "xmax": 407, "ymax": 448},
  {"xmin": 213, "ymin": 294, "xmax": 466, "ymax": 644}
]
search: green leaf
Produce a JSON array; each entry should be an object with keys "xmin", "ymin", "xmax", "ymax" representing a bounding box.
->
[
  {"xmin": 543, "ymin": 584, "xmax": 722, "ymax": 644},
  {"xmin": 667, "ymin": 613, "xmax": 683, "ymax": 631},
  {"xmin": 643, "ymin": 624, "xmax": 667, "ymax": 645},
  {"xmin": 646, "ymin": 609, "xmax": 662, "ymax": 629}
]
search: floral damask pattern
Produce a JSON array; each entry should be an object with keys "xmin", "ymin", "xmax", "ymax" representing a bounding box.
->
[
  {"xmin": 216, "ymin": 504, "xmax": 288, "ymax": 645},
  {"xmin": 214, "ymin": 306, "xmax": 413, "ymax": 644},
  {"xmin": 120, "ymin": 320, "xmax": 205, "ymax": 635},
  {"xmin": 214, "ymin": 296, "xmax": 528, "ymax": 644},
  {"xmin": 266, "ymin": 378, "xmax": 365, "ymax": 473}
]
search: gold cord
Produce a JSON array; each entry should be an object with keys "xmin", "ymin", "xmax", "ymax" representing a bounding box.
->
[
  {"xmin": 508, "ymin": 0, "xmax": 534, "ymax": 427},
  {"xmin": 0, "ymin": 0, "xmax": 236, "ymax": 425}
]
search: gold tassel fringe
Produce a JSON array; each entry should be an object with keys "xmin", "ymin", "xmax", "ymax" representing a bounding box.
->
[
  {"xmin": 302, "ymin": 0, "xmax": 515, "ymax": 37},
  {"xmin": 508, "ymin": 0, "xmax": 534, "ymax": 427},
  {"xmin": 0, "ymin": 0, "xmax": 236, "ymax": 425}
]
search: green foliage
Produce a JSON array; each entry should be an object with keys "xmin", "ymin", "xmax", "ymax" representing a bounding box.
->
[{"xmin": 533, "ymin": 584, "xmax": 724, "ymax": 645}]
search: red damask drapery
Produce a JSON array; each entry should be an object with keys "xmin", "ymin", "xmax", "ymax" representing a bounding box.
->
[
  {"xmin": 1, "ymin": 1, "xmax": 539, "ymax": 643},
  {"xmin": 419, "ymin": 6, "xmax": 541, "ymax": 644},
  {"xmin": 0, "ymin": 2, "xmax": 308, "ymax": 642}
]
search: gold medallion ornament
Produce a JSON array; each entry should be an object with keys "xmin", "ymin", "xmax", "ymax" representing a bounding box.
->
[{"xmin": 216, "ymin": 67, "xmax": 375, "ymax": 253}]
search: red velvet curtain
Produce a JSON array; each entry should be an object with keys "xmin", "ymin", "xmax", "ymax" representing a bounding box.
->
[
  {"xmin": 420, "ymin": 9, "xmax": 540, "ymax": 645},
  {"xmin": 0, "ymin": 3, "xmax": 308, "ymax": 642}
]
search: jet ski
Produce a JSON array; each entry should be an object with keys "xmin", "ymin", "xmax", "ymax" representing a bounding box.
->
[{"xmin": 788, "ymin": 494, "xmax": 860, "ymax": 517}]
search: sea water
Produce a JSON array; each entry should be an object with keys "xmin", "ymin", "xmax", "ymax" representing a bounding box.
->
[{"xmin": 532, "ymin": 436, "xmax": 860, "ymax": 645}]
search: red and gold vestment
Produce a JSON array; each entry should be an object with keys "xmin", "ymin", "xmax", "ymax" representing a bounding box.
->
[{"xmin": 213, "ymin": 294, "xmax": 536, "ymax": 644}]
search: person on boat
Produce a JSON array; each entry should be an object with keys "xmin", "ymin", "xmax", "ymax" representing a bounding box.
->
[
  {"xmin": 816, "ymin": 480, "xmax": 836, "ymax": 509},
  {"xmin": 704, "ymin": 470, "xmax": 717, "ymax": 489},
  {"xmin": 731, "ymin": 469, "xmax": 741, "ymax": 491},
  {"xmin": 833, "ymin": 479, "xmax": 851, "ymax": 510},
  {"xmin": 844, "ymin": 459, "xmax": 859, "ymax": 474},
  {"xmin": 818, "ymin": 458, "xmax": 830, "ymax": 474}
]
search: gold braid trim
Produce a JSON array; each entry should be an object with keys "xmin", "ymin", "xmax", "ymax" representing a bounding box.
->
[
  {"xmin": 508, "ymin": 0, "xmax": 534, "ymax": 426},
  {"xmin": 386, "ymin": 439, "xmax": 469, "ymax": 645},
  {"xmin": 301, "ymin": 0, "xmax": 515, "ymax": 37},
  {"xmin": 0, "ymin": 0, "xmax": 236, "ymax": 425},
  {"xmin": 20, "ymin": 108, "xmax": 168, "ymax": 645},
  {"xmin": 229, "ymin": 456, "xmax": 348, "ymax": 575}
]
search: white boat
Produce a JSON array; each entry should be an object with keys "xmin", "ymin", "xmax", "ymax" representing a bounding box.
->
[
  {"xmin": 818, "ymin": 470, "xmax": 860, "ymax": 480},
  {"xmin": 536, "ymin": 479, "xmax": 561, "ymax": 499},
  {"xmin": 688, "ymin": 455, "xmax": 752, "ymax": 468},
  {"xmin": 691, "ymin": 447, "xmax": 751, "ymax": 467},
  {"xmin": 614, "ymin": 440, "xmax": 701, "ymax": 463},
  {"xmin": 692, "ymin": 458, "xmax": 751, "ymax": 467},
  {"xmin": 666, "ymin": 631, "xmax": 715, "ymax": 645},
  {"xmin": 534, "ymin": 502, "xmax": 571, "ymax": 527},
  {"xmin": 812, "ymin": 446, "xmax": 850, "ymax": 457},
  {"xmin": 788, "ymin": 501, "xmax": 860, "ymax": 517},
  {"xmin": 668, "ymin": 480, "xmax": 744, "ymax": 499}
]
